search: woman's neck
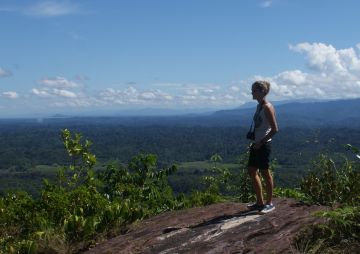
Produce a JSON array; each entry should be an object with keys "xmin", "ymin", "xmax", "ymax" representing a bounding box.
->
[{"xmin": 257, "ymin": 98, "xmax": 267, "ymax": 104}]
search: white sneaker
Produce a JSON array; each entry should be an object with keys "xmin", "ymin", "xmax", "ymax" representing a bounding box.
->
[
  {"xmin": 247, "ymin": 203, "xmax": 265, "ymax": 211},
  {"xmin": 259, "ymin": 203, "xmax": 275, "ymax": 214}
]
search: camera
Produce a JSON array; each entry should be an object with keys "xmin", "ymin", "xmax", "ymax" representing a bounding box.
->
[{"xmin": 246, "ymin": 131, "xmax": 255, "ymax": 140}]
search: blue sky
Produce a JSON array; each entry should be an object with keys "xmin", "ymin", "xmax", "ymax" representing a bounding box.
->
[{"xmin": 1, "ymin": 0, "xmax": 360, "ymax": 116}]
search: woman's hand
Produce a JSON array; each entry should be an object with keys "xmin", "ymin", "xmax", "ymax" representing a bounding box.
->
[{"xmin": 253, "ymin": 142, "xmax": 263, "ymax": 150}]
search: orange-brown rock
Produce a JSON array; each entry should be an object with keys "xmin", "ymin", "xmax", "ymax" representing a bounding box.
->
[{"xmin": 83, "ymin": 198, "xmax": 328, "ymax": 254}]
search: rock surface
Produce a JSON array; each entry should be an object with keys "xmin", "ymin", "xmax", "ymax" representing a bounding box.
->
[{"xmin": 83, "ymin": 198, "xmax": 328, "ymax": 254}]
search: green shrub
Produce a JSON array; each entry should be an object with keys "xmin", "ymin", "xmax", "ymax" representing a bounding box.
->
[
  {"xmin": 273, "ymin": 187, "xmax": 307, "ymax": 200},
  {"xmin": 300, "ymin": 154, "xmax": 360, "ymax": 206},
  {"xmin": 295, "ymin": 145, "xmax": 360, "ymax": 253},
  {"xmin": 0, "ymin": 129, "xmax": 184, "ymax": 253},
  {"xmin": 199, "ymin": 151, "xmax": 255, "ymax": 203},
  {"xmin": 295, "ymin": 206, "xmax": 360, "ymax": 253}
]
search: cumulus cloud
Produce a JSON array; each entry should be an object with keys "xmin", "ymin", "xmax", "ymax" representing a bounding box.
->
[
  {"xmin": 52, "ymin": 88, "xmax": 77, "ymax": 98},
  {"xmin": 289, "ymin": 43, "xmax": 360, "ymax": 74},
  {"xmin": 2, "ymin": 91, "xmax": 19, "ymax": 99},
  {"xmin": 140, "ymin": 92, "xmax": 156, "ymax": 100},
  {"xmin": 32, "ymin": 76, "xmax": 84, "ymax": 107},
  {"xmin": 185, "ymin": 88, "xmax": 199, "ymax": 95},
  {"xmin": 0, "ymin": 67, "xmax": 12, "ymax": 77},
  {"xmin": 229, "ymin": 86, "xmax": 240, "ymax": 92},
  {"xmin": 97, "ymin": 86, "xmax": 174, "ymax": 105},
  {"xmin": 23, "ymin": 42, "xmax": 360, "ymax": 110},
  {"xmin": 31, "ymin": 88, "xmax": 51, "ymax": 97},
  {"xmin": 223, "ymin": 43, "xmax": 360, "ymax": 104},
  {"xmin": 39, "ymin": 76, "xmax": 79, "ymax": 89},
  {"xmin": 265, "ymin": 42, "xmax": 360, "ymax": 100}
]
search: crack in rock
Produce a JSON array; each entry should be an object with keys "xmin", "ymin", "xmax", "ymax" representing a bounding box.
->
[{"xmin": 157, "ymin": 213, "xmax": 262, "ymax": 253}]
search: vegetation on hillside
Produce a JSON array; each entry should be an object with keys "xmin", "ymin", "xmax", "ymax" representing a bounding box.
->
[
  {"xmin": 294, "ymin": 144, "xmax": 360, "ymax": 253},
  {"xmin": 0, "ymin": 129, "xmax": 359, "ymax": 253},
  {"xmin": 1, "ymin": 122, "xmax": 360, "ymax": 197},
  {"xmin": 0, "ymin": 130, "xmax": 183, "ymax": 253}
]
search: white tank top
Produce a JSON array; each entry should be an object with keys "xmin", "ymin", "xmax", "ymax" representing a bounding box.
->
[{"xmin": 253, "ymin": 102, "xmax": 272, "ymax": 143}]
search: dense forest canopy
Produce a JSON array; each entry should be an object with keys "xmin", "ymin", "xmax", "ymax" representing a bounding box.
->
[
  {"xmin": 1, "ymin": 99, "xmax": 360, "ymax": 195},
  {"xmin": 0, "ymin": 117, "xmax": 359, "ymax": 196},
  {"xmin": 0, "ymin": 100, "xmax": 360, "ymax": 253},
  {"xmin": 0, "ymin": 120, "xmax": 359, "ymax": 168}
]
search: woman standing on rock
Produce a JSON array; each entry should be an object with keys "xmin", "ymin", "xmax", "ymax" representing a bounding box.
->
[{"xmin": 246, "ymin": 80, "xmax": 278, "ymax": 214}]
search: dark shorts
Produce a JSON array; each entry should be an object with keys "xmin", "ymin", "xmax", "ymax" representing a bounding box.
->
[{"xmin": 247, "ymin": 142, "xmax": 272, "ymax": 170}]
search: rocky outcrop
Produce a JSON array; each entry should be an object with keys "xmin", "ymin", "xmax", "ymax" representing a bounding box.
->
[{"xmin": 83, "ymin": 198, "xmax": 328, "ymax": 254}]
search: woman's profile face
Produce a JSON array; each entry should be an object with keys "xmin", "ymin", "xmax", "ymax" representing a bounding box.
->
[{"xmin": 251, "ymin": 86, "xmax": 264, "ymax": 100}]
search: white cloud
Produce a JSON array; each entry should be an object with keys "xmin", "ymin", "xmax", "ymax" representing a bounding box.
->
[
  {"xmin": 31, "ymin": 88, "xmax": 51, "ymax": 97},
  {"xmin": 22, "ymin": 42, "xmax": 360, "ymax": 110},
  {"xmin": 53, "ymin": 88, "xmax": 77, "ymax": 98},
  {"xmin": 229, "ymin": 86, "xmax": 240, "ymax": 92},
  {"xmin": 186, "ymin": 88, "xmax": 199, "ymax": 95},
  {"xmin": 2, "ymin": 91, "xmax": 19, "ymax": 99},
  {"xmin": 0, "ymin": 67, "xmax": 12, "ymax": 77},
  {"xmin": 289, "ymin": 42, "xmax": 360, "ymax": 74},
  {"xmin": 252, "ymin": 42, "xmax": 360, "ymax": 101},
  {"xmin": 224, "ymin": 94, "xmax": 234, "ymax": 100},
  {"xmin": 203, "ymin": 89, "xmax": 214, "ymax": 93},
  {"xmin": 31, "ymin": 88, "xmax": 51, "ymax": 98},
  {"xmin": 32, "ymin": 76, "xmax": 80, "ymax": 102},
  {"xmin": 275, "ymin": 70, "xmax": 307, "ymax": 85},
  {"xmin": 26, "ymin": 1, "xmax": 78, "ymax": 17},
  {"xmin": 97, "ymin": 86, "xmax": 174, "ymax": 105},
  {"xmin": 140, "ymin": 92, "xmax": 156, "ymax": 100},
  {"xmin": 315, "ymin": 88, "xmax": 325, "ymax": 96},
  {"xmin": 154, "ymin": 89, "xmax": 173, "ymax": 100},
  {"xmin": 39, "ymin": 76, "xmax": 79, "ymax": 89},
  {"xmin": 124, "ymin": 86, "xmax": 138, "ymax": 96}
]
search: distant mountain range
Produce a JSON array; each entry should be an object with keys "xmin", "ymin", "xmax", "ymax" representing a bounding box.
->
[
  {"xmin": 5, "ymin": 98, "xmax": 360, "ymax": 128},
  {"xmin": 211, "ymin": 98, "xmax": 360, "ymax": 127},
  {"xmin": 106, "ymin": 98, "xmax": 359, "ymax": 127}
]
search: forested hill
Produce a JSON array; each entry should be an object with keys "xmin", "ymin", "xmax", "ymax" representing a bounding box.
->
[
  {"xmin": 1, "ymin": 98, "xmax": 358, "ymax": 128},
  {"xmin": 211, "ymin": 98, "xmax": 360, "ymax": 127},
  {"xmin": 1, "ymin": 98, "xmax": 360, "ymax": 195},
  {"xmin": 1, "ymin": 98, "xmax": 360, "ymax": 170},
  {"xmin": 34, "ymin": 98, "xmax": 360, "ymax": 127}
]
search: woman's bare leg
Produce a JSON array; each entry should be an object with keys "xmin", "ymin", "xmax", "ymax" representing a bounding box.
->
[
  {"xmin": 248, "ymin": 167, "xmax": 264, "ymax": 205},
  {"xmin": 260, "ymin": 169, "xmax": 273, "ymax": 205}
]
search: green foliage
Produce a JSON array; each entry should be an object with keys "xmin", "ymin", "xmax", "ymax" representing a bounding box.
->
[
  {"xmin": 58, "ymin": 129, "xmax": 97, "ymax": 189},
  {"xmin": 315, "ymin": 206, "xmax": 360, "ymax": 241},
  {"xmin": 203, "ymin": 153, "xmax": 230, "ymax": 195},
  {"xmin": 273, "ymin": 187, "xmax": 307, "ymax": 200},
  {"xmin": 4, "ymin": 124, "xmax": 360, "ymax": 194},
  {"xmin": 101, "ymin": 155, "xmax": 180, "ymax": 219},
  {"xmin": 1, "ymin": 126, "xmax": 359, "ymax": 253},
  {"xmin": 0, "ymin": 130, "xmax": 183, "ymax": 253},
  {"xmin": 228, "ymin": 151, "xmax": 254, "ymax": 203},
  {"xmin": 198, "ymin": 151, "xmax": 255, "ymax": 204},
  {"xmin": 300, "ymin": 154, "xmax": 360, "ymax": 206},
  {"xmin": 186, "ymin": 190, "xmax": 223, "ymax": 207},
  {"xmin": 295, "ymin": 206, "xmax": 360, "ymax": 253},
  {"xmin": 295, "ymin": 145, "xmax": 360, "ymax": 253}
]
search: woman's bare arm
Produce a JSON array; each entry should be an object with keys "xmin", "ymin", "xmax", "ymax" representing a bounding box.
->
[{"xmin": 261, "ymin": 103, "xmax": 278, "ymax": 143}]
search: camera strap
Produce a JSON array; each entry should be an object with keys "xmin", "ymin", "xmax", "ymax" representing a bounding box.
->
[{"xmin": 249, "ymin": 101, "xmax": 265, "ymax": 132}]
